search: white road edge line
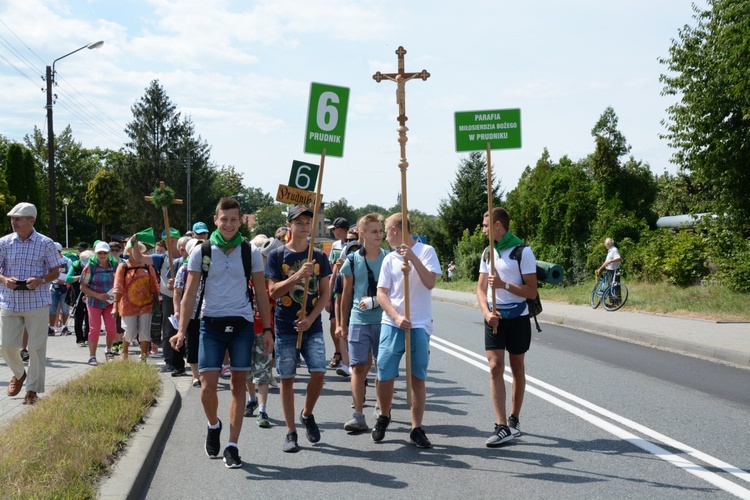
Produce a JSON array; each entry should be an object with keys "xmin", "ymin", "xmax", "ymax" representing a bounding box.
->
[{"xmin": 430, "ymin": 335, "xmax": 750, "ymax": 500}]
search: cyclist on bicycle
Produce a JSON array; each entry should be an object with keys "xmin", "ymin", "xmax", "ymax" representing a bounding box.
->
[{"xmin": 596, "ymin": 237, "xmax": 621, "ymax": 289}]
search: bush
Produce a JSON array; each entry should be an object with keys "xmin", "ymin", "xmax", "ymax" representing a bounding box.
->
[
  {"xmin": 663, "ymin": 231, "xmax": 708, "ymax": 286},
  {"xmin": 455, "ymin": 227, "xmax": 487, "ymax": 281}
]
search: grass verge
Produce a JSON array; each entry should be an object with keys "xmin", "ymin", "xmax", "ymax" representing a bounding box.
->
[
  {"xmin": 0, "ymin": 362, "xmax": 161, "ymax": 499},
  {"xmin": 437, "ymin": 279, "xmax": 750, "ymax": 322}
]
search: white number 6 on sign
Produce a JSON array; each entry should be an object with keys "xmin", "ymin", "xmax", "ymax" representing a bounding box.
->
[
  {"xmin": 295, "ymin": 165, "xmax": 313, "ymax": 190},
  {"xmin": 316, "ymin": 91, "xmax": 339, "ymax": 131}
]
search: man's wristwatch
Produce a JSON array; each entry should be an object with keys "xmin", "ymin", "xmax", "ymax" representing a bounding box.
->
[{"xmin": 504, "ymin": 282, "xmax": 511, "ymax": 290}]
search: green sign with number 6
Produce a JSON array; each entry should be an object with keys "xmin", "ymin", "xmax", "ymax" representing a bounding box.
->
[
  {"xmin": 289, "ymin": 160, "xmax": 320, "ymax": 191},
  {"xmin": 304, "ymin": 82, "xmax": 350, "ymax": 157}
]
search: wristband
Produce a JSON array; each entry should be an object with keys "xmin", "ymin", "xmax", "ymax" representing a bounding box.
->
[{"xmin": 263, "ymin": 327, "xmax": 273, "ymax": 333}]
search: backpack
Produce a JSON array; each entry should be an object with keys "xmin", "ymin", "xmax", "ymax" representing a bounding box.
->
[
  {"xmin": 482, "ymin": 244, "xmax": 543, "ymax": 332},
  {"xmin": 345, "ymin": 247, "xmax": 384, "ymax": 302},
  {"xmin": 196, "ymin": 240, "xmax": 254, "ymax": 315}
]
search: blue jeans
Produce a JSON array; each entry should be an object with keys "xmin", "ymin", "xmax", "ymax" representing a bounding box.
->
[
  {"xmin": 198, "ymin": 319, "xmax": 254, "ymax": 372},
  {"xmin": 275, "ymin": 331, "xmax": 326, "ymax": 379}
]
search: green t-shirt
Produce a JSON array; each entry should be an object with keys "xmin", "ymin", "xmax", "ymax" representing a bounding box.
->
[{"xmin": 340, "ymin": 249, "xmax": 387, "ymax": 325}]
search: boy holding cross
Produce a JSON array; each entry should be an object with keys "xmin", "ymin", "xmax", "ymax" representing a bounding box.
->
[
  {"xmin": 265, "ymin": 205, "xmax": 332, "ymax": 453},
  {"xmin": 372, "ymin": 213, "xmax": 441, "ymax": 448}
]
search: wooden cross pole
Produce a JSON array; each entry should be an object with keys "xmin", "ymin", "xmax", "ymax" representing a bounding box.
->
[
  {"xmin": 144, "ymin": 181, "xmax": 183, "ymax": 278},
  {"xmin": 373, "ymin": 46, "xmax": 430, "ymax": 407},
  {"xmin": 297, "ymin": 150, "xmax": 326, "ymax": 349},
  {"xmin": 486, "ymin": 143, "xmax": 498, "ymax": 334}
]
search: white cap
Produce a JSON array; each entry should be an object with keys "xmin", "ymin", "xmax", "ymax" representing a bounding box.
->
[
  {"xmin": 185, "ymin": 238, "xmax": 201, "ymax": 255},
  {"xmin": 7, "ymin": 202, "xmax": 37, "ymax": 218},
  {"xmin": 261, "ymin": 237, "xmax": 284, "ymax": 258},
  {"xmin": 94, "ymin": 241, "xmax": 111, "ymax": 253},
  {"xmin": 54, "ymin": 242, "xmax": 63, "ymax": 251}
]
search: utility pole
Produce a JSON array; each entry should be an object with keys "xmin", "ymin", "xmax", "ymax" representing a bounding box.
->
[{"xmin": 45, "ymin": 64, "xmax": 57, "ymax": 240}]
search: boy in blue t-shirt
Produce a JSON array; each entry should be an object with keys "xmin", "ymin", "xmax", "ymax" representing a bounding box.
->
[{"xmin": 265, "ymin": 205, "xmax": 332, "ymax": 453}]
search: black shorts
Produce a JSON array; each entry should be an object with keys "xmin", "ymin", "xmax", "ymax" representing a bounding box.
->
[{"xmin": 484, "ymin": 315, "xmax": 532, "ymax": 354}]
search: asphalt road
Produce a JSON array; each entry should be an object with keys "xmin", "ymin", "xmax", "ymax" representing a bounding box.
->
[{"xmin": 140, "ymin": 301, "xmax": 750, "ymax": 500}]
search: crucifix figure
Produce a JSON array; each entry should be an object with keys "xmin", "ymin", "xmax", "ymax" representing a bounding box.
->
[
  {"xmin": 144, "ymin": 181, "xmax": 183, "ymax": 277},
  {"xmin": 373, "ymin": 46, "xmax": 430, "ymax": 407}
]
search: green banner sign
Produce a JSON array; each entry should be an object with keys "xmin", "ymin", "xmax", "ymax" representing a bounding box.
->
[
  {"xmin": 304, "ymin": 82, "xmax": 350, "ymax": 157},
  {"xmin": 454, "ymin": 109, "xmax": 522, "ymax": 152},
  {"xmin": 289, "ymin": 160, "xmax": 320, "ymax": 191}
]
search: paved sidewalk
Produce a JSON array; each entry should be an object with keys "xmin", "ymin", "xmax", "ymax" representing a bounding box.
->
[{"xmin": 433, "ymin": 288, "xmax": 750, "ymax": 369}]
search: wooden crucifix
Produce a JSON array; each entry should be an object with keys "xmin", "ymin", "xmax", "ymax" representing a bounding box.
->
[
  {"xmin": 373, "ymin": 46, "xmax": 430, "ymax": 407},
  {"xmin": 144, "ymin": 181, "xmax": 183, "ymax": 278}
]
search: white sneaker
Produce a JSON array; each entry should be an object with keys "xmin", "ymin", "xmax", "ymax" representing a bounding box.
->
[
  {"xmin": 88, "ymin": 356, "xmax": 98, "ymax": 366},
  {"xmin": 336, "ymin": 364, "xmax": 351, "ymax": 377}
]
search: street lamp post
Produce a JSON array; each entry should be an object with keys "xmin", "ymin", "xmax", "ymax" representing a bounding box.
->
[
  {"xmin": 63, "ymin": 197, "xmax": 70, "ymax": 249},
  {"xmin": 46, "ymin": 41, "xmax": 103, "ymax": 241}
]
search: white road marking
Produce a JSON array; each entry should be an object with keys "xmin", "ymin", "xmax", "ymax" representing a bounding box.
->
[{"xmin": 430, "ymin": 335, "xmax": 750, "ymax": 500}]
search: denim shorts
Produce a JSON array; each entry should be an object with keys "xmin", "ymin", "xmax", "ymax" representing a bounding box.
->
[
  {"xmin": 49, "ymin": 287, "xmax": 69, "ymax": 316},
  {"xmin": 377, "ymin": 325, "xmax": 430, "ymax": 381},
  {"xmin": 348, "ymin": 323, "xmax": 381, "ymax": 366},
  {"xmin": 198, "ymin": 319, "xmax": 254, "ymax": 373},
  {"xmin": 275, "ymin": 330, "xmax": 326, "ymax": 379}
]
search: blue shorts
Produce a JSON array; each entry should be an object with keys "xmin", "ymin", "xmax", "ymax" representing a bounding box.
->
[
  {"xmin": 198, "ymin": 319, "xmax": 254, "ymax": 373},
  {"xmin": 49, "ymin": 287, "xmax": 69, "ymax": 316},
  {"xmin": 275, "ymin": 330, "xmax": 326, "ymax": 379},
  {"xmin": 348, "ymin": 323, "xmax": 381, "ymax": 366},
  {"xmin": 377, "ymin": 325, "xmax": 430, "ymax": 381}
]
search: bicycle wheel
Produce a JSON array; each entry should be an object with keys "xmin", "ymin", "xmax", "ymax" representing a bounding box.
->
[
  {"xmin": 603, "ymin": 283, "xmax": 629, "ymax": 311},
  {"xmin": 590, "ymin": 280, "xmax": 604, "ymax": 309}
]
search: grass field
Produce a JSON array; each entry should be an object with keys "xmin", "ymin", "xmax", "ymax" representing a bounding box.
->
[{"xmin": 438, "ymin": 279, "xmax": 750, "ymax": 322}]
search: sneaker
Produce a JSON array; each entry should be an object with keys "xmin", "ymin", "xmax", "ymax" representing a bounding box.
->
[
  {"xmin": 48, "ymin": 326, "xmax": 55, "ymax": 336},
  {"xmin": 20, "ymin": 349, "xmax": 29, "ymax": 362},
  {"xmin": 371, "ymin": 414, "xmax": 391, "ymax": 442},
  {"xmin": 268, "ymin": 376, "xmax": 278, "ymax": 388},
  {"xmin": 205, "ymin": 420, "xmax": 222, "ymax": 458},
  {"xmin": 508, "ymin": 415, "xmax": 522, "ymax": 437},
  {"xmin": 282, "ymin": 431, "xmax": 299, "ymax": 453},
  {"xmin": 486, "ymin": 424, "xmax": 514, "ymax": 447},
  {"xmin": 111, "ymin": 343, "xmax": 121, "ymax": 354},
  {"xmin": 244, "ymin": 399, "xmax": 258, "ymax": 417},
  {"xmin": 88, "ymin": 356, "xmax": 97, "ymax": 366},
  {"xmin": 300, "ymin": 411, "xmax": 320, "ymax": 443},
  {"xmin": 409, "ymin": 427, "xmax": 432, "ymax": 449},
  {"xmin": 373, "ymin": 405, "xmax": 381, "ymax": 419},
  {"xmin": 62, "ymin": 326, "xmax": 70, "ymax": 336},
  {"xmin": 223, "ymin": 446, "xmax": 242, "ymax": 468},
  {"xmin": 220, "ymin": 365, "xmax": 231, "ymax": 379},
  {"xmin": 171, "ymin": 367, "xmax": 186, "ymax": 377},
  {"xmin": 336, "ymin": 364, "xmax": 351, "ymax": 377},
  {"xmin": 105, "ymin": 350, "xmax": 114, "ymax": 362},
  {"xmin": 257, "ymin": 411, "xmax": 270, "ymax": 428},
  {"xmin": 344, "ymin": 412, "xmax": 368, "ymax": 433}
]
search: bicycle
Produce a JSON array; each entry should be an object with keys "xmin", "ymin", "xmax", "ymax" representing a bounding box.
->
[{"xmin": 590, "ymin": 269, "xmax": 629, "ymax": 311}]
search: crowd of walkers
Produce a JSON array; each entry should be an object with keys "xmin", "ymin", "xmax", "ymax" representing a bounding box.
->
[{"xmin": 2, "ymin": 199, "xmax": 539, "ymax": 469}]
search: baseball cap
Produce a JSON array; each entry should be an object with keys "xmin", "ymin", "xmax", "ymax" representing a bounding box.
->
[
  {"xmin": 192, "ymin": 222, "xmax": 209, "ymax": 234},
  {"xmin": 287, "ymin": 205, "xmax": 314, "ymax": 222},
  {"xmin": 261, "ymin": 237, "xmax": 284, "ymax": 258},
  {"xmin": 7, "ymin": 202, "xmax": 37, "ymax": 218},
  {"xmin": 327, "ymin": 217, "xmax": 349, "ymax": 230},
  {"xmin": 54, "ymin": 242, "xmax": 63, "ymax": 251},
  {"xmin": 94, "ymin": 241, "xmax": 111, "ymax": 253},
  {"xmin": 77, "ymin": 241, "xmax": 89, "ymax": 250}
]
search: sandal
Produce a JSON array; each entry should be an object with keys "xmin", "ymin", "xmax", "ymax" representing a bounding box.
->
[{"xmin": 329, "ymin": 352, "xmax": 342, "ymax": 368}]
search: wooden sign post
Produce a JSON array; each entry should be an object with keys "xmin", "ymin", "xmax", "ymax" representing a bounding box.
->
[
  {"xmin": 144, "ymin": 181, "xmax": 183, "ymax": 278},
  {"xmin": 373, "ymin": 46, "xmax": 430, "ymax": 407}
]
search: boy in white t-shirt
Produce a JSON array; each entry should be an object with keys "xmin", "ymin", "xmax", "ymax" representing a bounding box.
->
[{"xmin": 372, "ymin": 213, "xmax": 441, "ymax": 449}]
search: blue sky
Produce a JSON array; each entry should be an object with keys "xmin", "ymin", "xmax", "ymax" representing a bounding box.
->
[{"xmin": 0, "ymin": 0, "xmax": 704, "ymax": 214}]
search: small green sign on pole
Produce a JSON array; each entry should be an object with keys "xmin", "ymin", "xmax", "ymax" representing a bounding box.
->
[
  {"xmin": 289, "ymin": 160, "xmax": 320, "ymax": 191},
  {"xmin": 304, "ymin": 82, "xmax": 350, "ymax": 157},
  {"xmin": 454, "ymin": 109, "xmax": 522, "ymax": 152}
]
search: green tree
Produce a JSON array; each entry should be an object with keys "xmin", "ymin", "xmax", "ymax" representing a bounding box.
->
[
  {"xmin": 505, "ymin": 149, "xmax": 556, "ymax": 243},
  {"xmin": 436, "ymin": 152, "xmax": 503, "ymax": 264},
  {"xmin": 0, "ymin": 136, "xmax": 14, "ymax": 233},
  {"xmin": 5, "ymin": 144, "xmax": 44, "ymax": 228},
  {"xmin": 653, "ymin": 171, "xmax": 697, "ymax": 217},
  {"xmin": 590, "ymin": 106, "xmax": 630, "ymax": 199},
  {"xmin": 660, "ymin": 0, "xmax": 750, "ymax": 234},
  {"xmin": 252, "ymin": 204, "xmax": 287, "ymax": 237},
  {"xmin": 86, "ymin": 169, "xmax": 126, "ymax": 240},
  {"xmin": 237, "ymin": 187, "xmax": 274, "ymax": 215},
  {"xmin": 325, "ymin": 198, "xmax": 357, "ymax": 229},
  {"xmin": 354, "ymin": 203, "xmax": 389, "ymax": 221}
]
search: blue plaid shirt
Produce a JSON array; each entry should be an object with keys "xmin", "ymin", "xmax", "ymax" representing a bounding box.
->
[
  {"xmin": 0, "ymin": 229, "xmax": 63, "ymax": 312},
  {"xmin": 82, "ymin": 261, "xmax": 118, "ymax": 309}
]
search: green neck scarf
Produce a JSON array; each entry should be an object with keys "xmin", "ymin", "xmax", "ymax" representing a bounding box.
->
[
  {"xmin": 210, "ymin": 230, "xmax": 244, "ymax": 251},
  {"xmin": 494, "ymin": 231, "xmax": 523, "ymax": 253}
]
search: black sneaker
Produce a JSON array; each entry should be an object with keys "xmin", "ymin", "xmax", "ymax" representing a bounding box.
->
[
  {"xmin": 282, "ymin": 431, "xmax": 299, "ymax": 453},
  {"xmin": 20, "ymin": 349, "xmax": 29, "ymax": 362},
  {"xmin": 371, "ymin": 414, "xmax": 391, "ymax": 442},
  {"xmin": 48, "ymin": 326, "xmax": 55, "ymax": 336},
  {"xmin": 409, "ymin": 427, "xmax": 432, "ymax": 449},
  {"xmin": 244, "ymin": 399, "xmax": 258, "ymax": 417},
  {"xmin": 171, "ymin": 367, "xmax": 186, "ymax": 377},
  {"xmin": 62, "ymin": 326, "xmax": 70, "ymax": 336},
  {"xmin": 508, "ymin": 415, "xmax": 521, "ymax": 437},
  {"xmin": 486, "ymin": 424, "xmax": 514, "ymax": 447},
  {"xmin": 223, "ymin": 446, "xmax": 242, "ymax": 468},
  {"xmin": 300, "ymin": 411, "xmax": 320, "ymax": 443},
  {"xmin": 205, "ymin": 420, "xmax": 222, "ymax": 458}
]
